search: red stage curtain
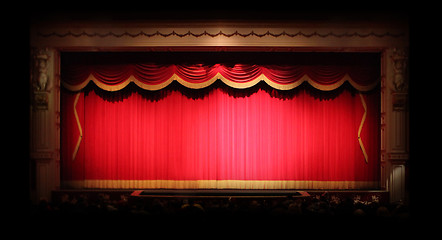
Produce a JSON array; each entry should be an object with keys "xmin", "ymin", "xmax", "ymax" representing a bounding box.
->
[
  {"xmin": 61, "ymin": 82, "xmax": 380, "ymax": 189},
  {"xmin": 61, "ymin": 52, "xmax": 379, "ymax": 92},
  {"xmin": 60, "ymin": 52, "xmax": 380, "ymax": 189}
]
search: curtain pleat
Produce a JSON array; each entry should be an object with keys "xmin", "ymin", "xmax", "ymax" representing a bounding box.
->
[
  {"xmin": 61, "ymin": 53, "xmax": 379, "ymax": 92},
  {"xmin": 61, "ymin": 52, "xmax": 380, "ymax": 189},
  {"xmin": 61, "ymin": 84, "xmax": 380, "ymax": 189}
]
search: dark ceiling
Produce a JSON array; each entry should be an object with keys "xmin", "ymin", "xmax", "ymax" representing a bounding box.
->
[{"xmin": 29, "ymin": 6, "xmax": 409, "ymax": 24}]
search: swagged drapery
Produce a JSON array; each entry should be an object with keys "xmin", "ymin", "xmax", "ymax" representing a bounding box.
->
[
  {"xmin": 62, "ymin": 52, "xmax": 379, "ymax": 92},
  {"xmin": 61, "ymin": 52, "xmax": 380, "ymax": 189}
]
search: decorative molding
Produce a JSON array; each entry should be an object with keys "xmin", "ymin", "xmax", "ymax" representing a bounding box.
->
[
  {"xmin": 30, "ymin": 151, "xmax": 54, "ymax": 161},
  {"xmin": 392, "ymin": 92, "xmax": 408, "ymax": 111},
  {"xmin": 31, "ymin": 48, "xmax": 51, "ymax": 111},
  {"xmin": 31, "ymin": 20, "xmax": 409, "ymax": 49},
  {"xmin": 388, "ymin": 152, "xmax": 409, "ymax": 159},
  {"xmin": 390, "ymin": 48, "xmax": 408, "ymax": 93},
  {"xmin": 37, "ymin": 30, "xmax": 406, "ymax": 39},
  {"xmin": 388, "ymin": 153, "xmax": 409, "ymax": 163},
  {"xmin": 32, "ymin": 91, "xmax": 49, "ymax": 110},
  {"xmin": 31, "ymin": 48, "xmax": 51, "ymax": 92}
]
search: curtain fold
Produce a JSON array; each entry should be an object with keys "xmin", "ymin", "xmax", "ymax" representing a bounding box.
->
[
  {"xmin": 61, "ymin": 52, "xmax": 380, "ymax": 92},
  {"xmin": 133, "ymin": 64, "xmax": 175, "ymax": 84},
  {"xmin": 60, "ymin": 52, "xmax": 380, "ymax": 190},
  {"xmin": 61, "ymin": 83, "xmax": 380, "ymax": 189}
]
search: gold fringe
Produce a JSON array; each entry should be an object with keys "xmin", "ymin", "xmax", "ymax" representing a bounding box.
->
[
  {"xmin": 62, "ymin": 73, "xmax": 379, "ymax": 92},
  {"xmin": 62, "ymin": 180, "xmax": 379, "ymax": 189}
]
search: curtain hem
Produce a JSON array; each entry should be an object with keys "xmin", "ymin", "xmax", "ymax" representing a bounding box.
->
[{"xmin": 62, "ymin": 180, "xmax": 379, "ymax": 190}]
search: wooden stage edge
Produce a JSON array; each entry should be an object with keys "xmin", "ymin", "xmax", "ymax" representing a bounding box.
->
[{"xmin": 52, "ymin": 189, "xmax": 389, "ymax": 203}]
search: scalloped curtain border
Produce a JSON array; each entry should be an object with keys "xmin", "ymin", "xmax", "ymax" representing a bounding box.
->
[{"xmin": 62, "ymin": 72, "xmax": 379, "ymax": 92}]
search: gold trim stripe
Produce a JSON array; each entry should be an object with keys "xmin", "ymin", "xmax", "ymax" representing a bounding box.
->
[
  {"xmin": 358, "ymin": 93, "xmax": 368, "ymax": 164},
  {"xmin": 62, "ymin": 180, "xmax": 379, "ymax": 189},
  {"xmin": 62, "ymin": 72, "xmax": 379, "ymax": 92},
  {"xmin": 72, "ymin": 92, "xmax": 82, "ymax": 161}
]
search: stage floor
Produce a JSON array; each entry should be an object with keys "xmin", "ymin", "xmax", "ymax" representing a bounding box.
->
[
  {"xmin": 131, "ymin": 189, "xmax": 310, "ymax": 198},
  {"xmin": 52, "ymin": 189, "xmax": 389, "ymax": 204}
]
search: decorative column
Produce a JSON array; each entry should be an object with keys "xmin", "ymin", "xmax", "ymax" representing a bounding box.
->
[
  {"xmin": 29, "ymin": 48, "xmax": 60, "ymax": 203},
  {"xmin": 382, "ymin": 48, "xmax": 409, "ymax": 203}
]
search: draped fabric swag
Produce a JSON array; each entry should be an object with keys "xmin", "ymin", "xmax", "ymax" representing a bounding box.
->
[
  {"xmin": 62, "ymin": 52, "xmax": 379, "ymax": 92},
  {"xmin": 61, "ymin": 52, "xmax": 380, "ymax": 189}
]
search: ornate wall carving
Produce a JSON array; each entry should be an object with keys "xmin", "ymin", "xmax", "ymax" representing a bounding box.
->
[
  {"xmin": 29, "ymin": 47, "xmax": 59, "ymax": 202},
  {"xmin": 382, "ymin": 47, "xmax": 409, "ymax": 203},
  {"xmin": 391, "ymin": 48, "xmax": 408, "ymax": 93},
  {"xmin": 31, "ymin": 48, "xmax": 51, "ymax": 110}
]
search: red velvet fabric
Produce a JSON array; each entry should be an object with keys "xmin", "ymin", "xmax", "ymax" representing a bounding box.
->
[
  {"xmin": 60, "ymin": 52, "xmax": 380, "ymax": 189},
  {"xmin": 61, "ymin": 52, "xmax": 379, "ymax": 90},
  {"xmin": 61, "ymin": 83, "xmax": 380, "ymax": 187}
]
